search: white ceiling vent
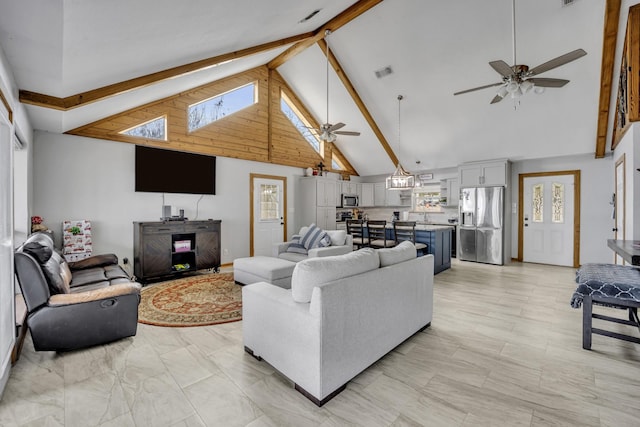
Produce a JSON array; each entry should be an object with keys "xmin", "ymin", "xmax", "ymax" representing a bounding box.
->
[
  {"xmin": 375, "ymin": 66, "xmax": 393, "ymax": 79},
  {"xmin": 562, "ymin": 0, "xmax": 577, "ymax": 6}
]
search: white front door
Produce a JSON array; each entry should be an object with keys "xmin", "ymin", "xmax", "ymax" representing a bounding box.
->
[
  {"xmin": 251, "ymin": 176, "xmax": 285, "ymax": 256},
  {"xmin": 523, "ymin": 174, "xmax": 575, "ymax": 266}
]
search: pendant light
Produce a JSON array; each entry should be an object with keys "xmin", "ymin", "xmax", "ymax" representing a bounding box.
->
[{"xmin": 386, "ymin": 95, "xmax": 415, "ymax": 190}]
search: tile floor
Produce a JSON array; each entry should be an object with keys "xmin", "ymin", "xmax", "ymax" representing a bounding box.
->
[{"xmin": 1, "ymin": 260, "xmax": 639, "ymax": 426}]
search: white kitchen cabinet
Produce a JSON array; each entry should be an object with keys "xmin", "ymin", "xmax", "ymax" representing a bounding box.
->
[
  {"xmin": 298, "ymin": 177, "xmax": 338, "ymax": 230},
  {"xmin": 314, "ymin": 178, "xmax": 337, "ymax": 207},
  {"xmin": 360, "ymin": 183, "xmax": 374, "ymax": 206},
  {"xmin": 317, "ymin": 206, "xmax": 337, "ymax": 230},
  {"xmin": 440, "ymin": 178, "xmax": 459, "ymax": 207},
  {"xmin": 341, "ymin": 181, "xmax": 358, "ymax": 195},
  {"xmin": 459, "ymin": 160, "xmax": 509, "ymax": 187},
  {"xmin": 374, "ymin": 182, "xmax": 386, "ymax": 206}
]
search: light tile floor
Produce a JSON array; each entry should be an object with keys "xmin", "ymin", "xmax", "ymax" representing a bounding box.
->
[{"xmin": 1, "ymin": 260, "xmax": 640, "ymax": 426}]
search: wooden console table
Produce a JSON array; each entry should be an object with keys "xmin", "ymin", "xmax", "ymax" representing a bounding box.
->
[
  {"xmin": 607, "ymin": 239, "xmax": 640, "ymax": 266},
  {"xmin": 133, "ymin": 220, "xmax": 221, "ymax": 283}
]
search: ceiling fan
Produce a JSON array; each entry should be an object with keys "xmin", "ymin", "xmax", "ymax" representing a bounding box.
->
[
  {"xmin": 313, "ymin": 30, "xmax": 360, "ymax": 142},
  {"xmin": 454, "ymin": 0, "xmax": 587, "ymax": 104}
]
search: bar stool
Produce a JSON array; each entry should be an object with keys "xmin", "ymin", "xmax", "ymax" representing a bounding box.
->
[
  {"xmin": 393, "ymin": 221, "xmax": 428, "ymax": 256},
  {"xmin": 367, "ymin": 220, "xmax": 395, "ymax": 248},
  {"xmin": 346, "ymin": 219, "xmax": 368, "ymax": 249}
]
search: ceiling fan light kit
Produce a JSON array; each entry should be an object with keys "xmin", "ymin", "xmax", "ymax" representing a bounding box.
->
[
  {"xmin": 454, "ymin": 0, "xmax": 586, "ymax": 106},
  {"xmin": 386, "ymin": 95, "xmax": 415, "ymax": 190}
]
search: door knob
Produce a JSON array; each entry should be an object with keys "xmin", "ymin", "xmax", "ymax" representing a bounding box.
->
[{"xmin": 612, "ymin": 228, "xmax": 618, "ymax": 232}]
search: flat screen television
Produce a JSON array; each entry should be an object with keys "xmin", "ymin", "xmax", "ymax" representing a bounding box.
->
[{"xmin": 135, "ymin": 145, "xmax": 216, "ymax": 195}]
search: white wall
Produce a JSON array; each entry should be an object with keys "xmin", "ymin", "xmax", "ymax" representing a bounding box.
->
[
  {"xmin": 511, "ymin": 153, "xmax": 614, "ymax": 264},
  {"xmin": 33, "ymin": 131, "xmax": 306, "ymax": 265}
]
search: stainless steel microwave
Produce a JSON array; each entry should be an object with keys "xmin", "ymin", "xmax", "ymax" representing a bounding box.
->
[{"xmin": 341, "ymin": 194, "xmax": 359, "ymax": 208}]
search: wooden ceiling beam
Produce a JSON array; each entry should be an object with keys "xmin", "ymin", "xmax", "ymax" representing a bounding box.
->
[
  {"xmin": 267, "ymin": 0, "xmax": 383, "ymax": 70},
  {"xmin": 318, "ymin": 39, "xmax": 398, "ymax": 167},
  {"xmin": 19, "ymin": 33, "xmax": 313, "ymax": 111},
  {"xmin": 595, "ymin": 0, "xmax": 621, "ymax": 158}
]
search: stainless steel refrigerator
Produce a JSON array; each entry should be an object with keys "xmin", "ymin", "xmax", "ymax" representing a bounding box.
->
[{"xmin": 459, "ymin": 186, "xmax": 504, "ymax": 265}]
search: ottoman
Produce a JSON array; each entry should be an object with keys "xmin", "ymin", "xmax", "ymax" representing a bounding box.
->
[{"xmin": 233, "ymin": 256, "xmax": 296, "ymax": 289}]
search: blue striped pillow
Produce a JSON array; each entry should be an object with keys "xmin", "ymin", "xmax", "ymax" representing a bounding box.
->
[
  {"xmin": 286, "ymin": 234, "xmax": 308, "ymax": 254},
  {"xmin": 301, "ymin": 223, "xmax": 331, "ymax": 249}
]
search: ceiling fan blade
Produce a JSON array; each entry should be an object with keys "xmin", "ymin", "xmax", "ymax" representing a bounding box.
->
[
  {"xmin": 489, "ymin": 60, "xmax": 514, "ymax": 78},
  {"xmin": 334, "ymin": 131, "xmax": 360, "ymax": 136},
  {"xmin": 328, "ymin": 122, "xmax": 345, "ymax": 132},
  {"xmin": 490, "ymin": 94, "xmax": 505, "ymax": 104},
  {"xmin": 454, "ymin": 82, "xmax": 504, "ymax": 96},
  {"xmin": 528, "ymin": 49, "xmax": 587, "ymax": 76},
  {"xmin": 528, "ymin": 77, "xmax": 570, "ymax": 88}
]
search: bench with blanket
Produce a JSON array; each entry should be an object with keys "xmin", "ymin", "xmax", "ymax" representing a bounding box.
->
[{"xmin": 570, "ymin": 263, "xmax": 640, "ymax": 350}]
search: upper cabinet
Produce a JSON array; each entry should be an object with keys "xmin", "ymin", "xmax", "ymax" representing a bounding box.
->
[
  {"xmin": 360, "ymin": 183, "xmax": 374, "ymax": 207},
  {"xmin": 310, "ymin": 178, "xmax": 338, "ymax": 207},
  {"xmin": 341, "ymin": 181, "xmax": 358, "ymax": 195},
  {"xmin": 459, "ymin": 160, "xmax": 510, "ymax": 187}
]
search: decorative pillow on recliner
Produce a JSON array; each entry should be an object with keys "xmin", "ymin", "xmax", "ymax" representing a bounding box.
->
[
  {"xmin": 22, "ymin": 241, "xmax": 53, "ymax": 264},
  {"xmin": 285, "ymin": 234, "xmax": 308, "ymax": 254},
  {"xmin": 300, "ymin": 223, "xmax": 331, "ymax": 249}
]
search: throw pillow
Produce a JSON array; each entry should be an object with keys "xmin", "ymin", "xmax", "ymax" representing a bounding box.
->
[
  {"xmin": 60, "ymin": 261, "xmax": 72, "ymax": 289},
  {"xmin": 378, "ymin": 241, "xmax": 416, "ymax": 267},
  {"xmin": 300, "ymin": 223, "xmax": 331, "ymax": 249},
  {"xmin": 22, "ymin": 241, "xmax": 53, "ymax": 264},
  {"xmin": 285, "ymin": 235, "xmax": 308, "ymax": 254},
  {"xmin": 325, "ymin": 230, "xmax": 347, "ymax": 246}
]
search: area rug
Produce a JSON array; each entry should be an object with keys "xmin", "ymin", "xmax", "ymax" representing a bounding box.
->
[{"xmin": 138, "ymin": 273, "xmax": 242, "ymax": 327}]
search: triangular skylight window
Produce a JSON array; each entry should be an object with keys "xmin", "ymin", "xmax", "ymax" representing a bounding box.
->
[
  {"xmin": 331, "ymin": 158, "xmax": 343, "ymax": 171},
  {"xmin": 188, "ymin": 82, "xmax": 257, "ymax": 132},
  {"xmin": 120, "ymin": 116, "xmax": 167, "ymax": 140},
  {"xmin": 280, "ymin": 91, "xmax": 321, "ymax": 154}
]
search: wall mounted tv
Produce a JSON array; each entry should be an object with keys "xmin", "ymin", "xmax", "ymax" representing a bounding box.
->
[{"xmin": 135, "ymin": 146, "xmax": 216, "ymax": 195}]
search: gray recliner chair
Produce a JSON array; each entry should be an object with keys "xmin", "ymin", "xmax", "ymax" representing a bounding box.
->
[{"xmin": 14, "ymin": 233, "xmax": 141, "ymax": 352}]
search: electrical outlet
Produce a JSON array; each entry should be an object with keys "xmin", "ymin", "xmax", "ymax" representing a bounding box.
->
[{"xmin": 223, "ymin": 249, "xmax": 229, "ymax": 256}]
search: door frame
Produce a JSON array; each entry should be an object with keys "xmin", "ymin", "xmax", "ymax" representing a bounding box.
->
[
  {"xmin": 249, "ymin": 173, "xmax": 287, "ymax": 257},
  {"xmin": 614, "ymin": 154, "xmax": 626, "ymax": 238},
  {"xmin": 517, "ymin": 170, "xmax": 581, "ymax": 267}
]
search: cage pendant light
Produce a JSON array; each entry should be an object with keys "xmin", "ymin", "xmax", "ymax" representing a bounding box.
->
[{"xmin": 386, "ymin": 95, "xmax": 415, "ymax": 190}]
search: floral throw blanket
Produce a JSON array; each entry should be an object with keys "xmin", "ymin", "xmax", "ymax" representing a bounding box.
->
[{"xmin": 570, "ymin": 263, "xmax": 640, "ymax": 309}]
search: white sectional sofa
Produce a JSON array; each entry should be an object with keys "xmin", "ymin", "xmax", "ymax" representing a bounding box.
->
[{"xmin": 242, "ymin": 241, "xmax": 434, "ymax": 406}]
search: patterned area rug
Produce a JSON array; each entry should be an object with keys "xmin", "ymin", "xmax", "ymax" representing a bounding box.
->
[{"xmin": 138, "ymin": 273, "xmax": 242, "ymax": 327}]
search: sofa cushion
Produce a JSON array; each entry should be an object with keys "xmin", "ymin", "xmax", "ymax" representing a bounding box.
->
[
  {"xmin": 300, "ymin": 223, "xmax": 331, "ymax": 250},
  {"xmin": 377, "ymin": 241, "xmax": 417, "ymax": 267},
  {"xmin": 325, "ymin": 230, "xmax": 347, "ymax": 246},
  {"xmin": 291, "ymin": 248, "xmax": 380, "ymax": 303},
  {"xmin": 278, "ymin": 252, "xmax": 308, "ymax": 263},
  {"xmin": 285, "ymin": 234, "xmax": 308, "ymax": 255}
]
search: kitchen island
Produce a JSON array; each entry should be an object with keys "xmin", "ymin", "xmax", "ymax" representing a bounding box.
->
[{"xmin": 359, "ymin": 222, "xmax": 452, "ymax": 274}]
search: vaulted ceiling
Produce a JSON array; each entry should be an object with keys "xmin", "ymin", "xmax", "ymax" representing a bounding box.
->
[{"xmin": 0, "ymin": 0, "xmax": 617, "ymax": 176}]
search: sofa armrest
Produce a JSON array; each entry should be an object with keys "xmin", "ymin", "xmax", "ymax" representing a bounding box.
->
[
  {"xmin": 308, "ymin": 245, "xmax": 352, "ymax": 258},
  {"xmin": 68, "ymin": 253, "xmax": 119, "ymax": 271},
  {"xmin": 49, "ymin": 282, "xmax": 141, "ymax": 306},
  {"xmin": 272, "ymin": 242, "xmax": 292, "ymax": 257}
]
